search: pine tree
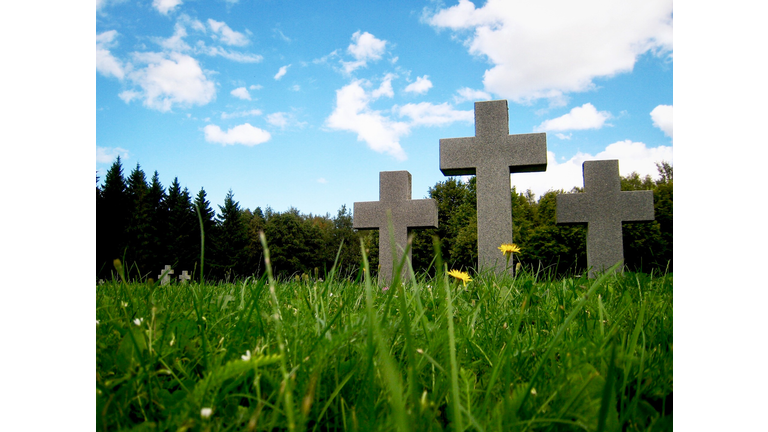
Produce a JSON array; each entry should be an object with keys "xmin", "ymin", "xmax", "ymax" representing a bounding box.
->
[
  {"xmin": 216, "ymin": 189, "xmax": 249, "ymax": 279},
  {"xmin": 165, "ymin": 178, "xmax": 197, "ymax": 274},
  {"xmin": 193, "ymin": 187, "xmax": 218, "ymax": 280},
  {"xmin": 97, "ymin": 157, "xmax": 129, "ymax": 279},
  {"xmin": 125, "ymin": 163, "xmax": 152, "ymax": 279}
]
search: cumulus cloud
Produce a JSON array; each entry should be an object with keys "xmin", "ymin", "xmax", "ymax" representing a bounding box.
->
[
  {"xmin": 404, "ymin": 75, "xmax": 433, "ymax": 94},
  {"xmin": 266, "ymin": 112, "xmax": 289, "ymax": 128},
  {"xmin": 119, "ymin": 51, "xmax": 216, "ymax": 112},
  {"xmin": 230, "ymin": 87, "xmax": 251, "ymax": 100},
  {"xmin": 204, "ymin": 123, "xmax": 271, "ymax": 146},
  {"xmin": 342, "ymin": 31, "xmax": 387, "ymax": 73},
  {"xmin": 428, "ymin": 0, "xmax": 672, "ymax": 103},
  {"xmin": 650, "ymin": 104, "xmax": 673, "ymax": 138},
  {"xmin": 326, "ymin": 80, "xmax": 410, "ymax": 160},
  {"xmin": 207, "ymin": 19, "xmax": 249, "ymax": 46},
  {"xmin": 96, "ymin": 30, "xmax": 126, "ymax": 79},
  {"xmin": 153, "ymin": 0, "xmax": 183, "ymax": 15},
  {"xmin": 160, "ymin": 23, "xmax": 191, "ymax": 51},
  {"xmin": 96, "ymin": 146, "xmax": 129, "ymax": 164},
  {"xmin": 535, "ymin": 103, "xmax": 612, "ymax": 132},
  {"xmin": 453, "ymin": 87, "xmax": 492, "ymax": 104},
  {"xmin": 396, "ymin": 102, "xmax": 473, "ymax": 127},
  {"xmin": 326, "ymin": 80, "xmax": 472, "ymax": 160},
  {"xmin": 371, "ymin": 74, "xmax": 395, "ymax": 98},
  {"xmin": 510, "ymin": 140, "xmax": 673, "ymax": 197},
  {"xmin": 274, "ymin": 65, "xmax": 290, "ymax": 80}
]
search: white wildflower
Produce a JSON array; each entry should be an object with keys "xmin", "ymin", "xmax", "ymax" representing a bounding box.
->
[
  {"xmin": 200, "ymin": 407, "xmax": 212, "ymax": 419},
  {"xmin": 241, "ymin": 350, "xmax": 252, "ymax": 361},
  {"xmin": 133, "ymin": 317, "xmax": 143, "ymax": 326}
]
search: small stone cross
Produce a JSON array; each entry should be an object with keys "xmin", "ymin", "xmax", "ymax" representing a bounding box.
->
[
  {"xmin": 158, "ymin": 265, "xmax": 174, "ymax": 286},
  {"xmin": 440, "ymin": 100, "xmax": 547, "ymax": 273},
  {"xmin": 556, "ymin": 160, "xmax": 655, "ymax": 277},
  {"xmin": 354, "ymin": 171, "xmax": 438, "ymax": 283},
  {"xmin": 178, "ymin": 270, "xmax": 191, "ymax": 284}
]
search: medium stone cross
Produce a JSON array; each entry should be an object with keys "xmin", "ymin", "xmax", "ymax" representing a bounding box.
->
[
  {"xmin": 556, "ymin": 160, "xmax": 655, "ymax": 278},
  {"xmin": 178, "ymin": 270, "xmax": 191, "ymax": 284},
  {"xmin": 440, "ymin": 100, "xmax": 547, "ymax": 273},
  {"xmin": 158, "ymin": 264, "xmax": 174, "ymax": 285},
  {"xmin": 354, "ymin": 171, "xmax": 438, "ymax": 283}
]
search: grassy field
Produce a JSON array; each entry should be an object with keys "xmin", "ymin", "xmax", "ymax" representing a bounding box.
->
[{"xmin": 96, "ymin": 243, "xmax": 672, "ymax": 431}]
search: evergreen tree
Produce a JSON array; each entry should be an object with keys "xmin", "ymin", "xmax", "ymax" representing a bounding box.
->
[
  {"xmin": 216, "ymin": 189, "xmax": 249, "ymax": 279},
  {"xmin": 331, "ymin": 205, "xmax": 361, "ymax": 276},
  {"xmin": 125, "ymin": 163, "xmax": 153, "ymax": 279},
  {"xmin": 97, "ymin": 157, "xmax": 129, "ymax": 279},
  {"xmin": 165, "ymin": 178, "xmax": 197, "ymax": 274},
  {"xmin": 193, "ymin": 187, "xmax": 218, "ymax": 280}
]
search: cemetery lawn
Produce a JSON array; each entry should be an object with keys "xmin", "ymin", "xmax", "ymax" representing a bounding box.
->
[{"xmin": 96, "ymin": 268, "xmax": 672, "ymax": 431}]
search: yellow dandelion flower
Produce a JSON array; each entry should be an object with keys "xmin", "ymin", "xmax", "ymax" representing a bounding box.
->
[
  {"xmin": 447, "ymin": 269, "xmax": 472, "ymax": 286},
  {"xmin": 498, "ymin": 243, "xmax": 521, "ymax": 256}
]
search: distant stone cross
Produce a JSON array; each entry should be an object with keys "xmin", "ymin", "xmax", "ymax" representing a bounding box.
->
[
  {"xmin": 440, "ymin": 100, "xmax": 547, "ymax": 273},
  {"xmin": 354, "ymin": 171, "xmax": 438, "ymax": 283},
  {"xmin": 178, "ymin": 270, "xmax": 191, "ymax": 284},
  {"xmin": 556, "ymin": 160, "xmax": 655, "ymax": 278},
  {"xmin": 158, "ymin": 265, "xmax": 174, "ymax": 286}
]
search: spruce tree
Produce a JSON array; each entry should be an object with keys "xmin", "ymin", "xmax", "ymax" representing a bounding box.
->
[
  {"xmin": 216, "ymin": 189, "xmax": 249, "ymax": 279},
  {"xmin": 193, "ymin": 187, "xmax": 218, "ymax": 280},
  {"xmin": 98, "ymin": 157, "xmax": 129, "ymax": 279},
  {"xmin": 125, "ymin": 163, "xmax": 152, "ymax": 279}
]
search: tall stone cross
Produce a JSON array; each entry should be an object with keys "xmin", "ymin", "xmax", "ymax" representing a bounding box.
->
[
  {"xmin": 158, "ymin": 265, "xmax": 174, "ymax": 286},
  {"xmin": 556, "ymin": 160, "xmax": 655, "ymax": 278},
  {"xmin": 440, "ymin": 100, "xmax": 547, "ymax": 273},
  {"xmin": 354, "ymin": 171, "xmax": 438, "ymax": 283}
]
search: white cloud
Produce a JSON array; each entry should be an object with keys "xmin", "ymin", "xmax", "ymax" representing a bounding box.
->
[
  {"xmin": 396, "ymin": 102, "xmax": 473, "ymax": 127},
  {"xmin": 535, "ymin": 103, "xmax": 612, "ymax": 132},
  {"xmin": 453, "ymin": 87, "xmax": 492, "ymax": 104},
  {"xmin": 153, "ymin": 0, "xmax": 183, "ymax": 15},
  {"xmin": 290, "ymin": 84, "xmax": 301, "ymax": 91},
  {"xmin": 510, "ymin": 140, "xmax": 673, "ymax": 197},
  {"xmin": 230, "ymin": 87, "xmax": 251, "ymax": 100},
  {"xmin": 96, "ymin": 146, "xmax": 129, "ymax": 164},
  {"xmin": 249, "ymin": 84, "xmax": 263, "ymax": 90},
  {"xmin": 160, "ymin": 23, "xmax": 191, "ymax": 51},
  {"xmin": 120, "ymin": 52, "xmax": 216, "ymax": 112},
  {"xmin": 266, "ymin": 112, "xmax": 289, "ymax": 128},
  {"xmin": 555, "ymin": 133, "xmax": 572, "ymax": 140},
  {"xmin": 204, "ymin": 123, "xmax": 271, "ymax": 146},
  {"xmin": 221, "ymin": 109, "xmax": 262, "ymax": 119},
  {"xmin": 317, "ymin": 177, "xmax": 328, "ymax": 184},
  {"xmin": 429, "ymin": 0, "xmax": 672, "ymax": 103},
  {"xmin": 327, "ymin": 80, "xmax": 473, "ymax": 160},
  {"xmin": 650, "ymin": 104, "xmax": 673, "ymax": 138},
  {"xmin": 96, "ymin": 30, "xmax": 125, "ymax": 80},
  {"xmin": 274, "ymin": 65, "xmax": 290, "ymax": 80},
  {"xmin": 196, "ymin": 43, "xmax": 263, "ymax": 63},
  {"xmin": 207, "ymin": 19, "xmax": 249, "ymax": 46},
  {"xmin": 404, "ymin": 75, "xmax": 433, "ymax": 94},
  {"xmin": 326, "ymin": 80, "xmax": 410, "ymax": 160},
  {"xmin": 342, "ymin": 31, "xmax": 387, "ymax": 73},
  {"xmin": 371, "ymin": 74, "xmax": 395, "ymax": 98}
]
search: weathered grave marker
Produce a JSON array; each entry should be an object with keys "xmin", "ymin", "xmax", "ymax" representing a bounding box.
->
[
  {"xmin": 179, "ymin": 270, "xmax": 191, "ymax": 284},
  {"xmin": 158, "ymin": 264, "xmax": 174, "ymax": 285},
  {"xmin": 556, "ymin": 159, "xmax": 655, "ymax": 277},
  {"xmin": 354, "ymin": 171, "xmax": 438, "ymax": 283},
  {"xmin": 440, "ymin": 100, "xmax": 547, "ymax": 273}
]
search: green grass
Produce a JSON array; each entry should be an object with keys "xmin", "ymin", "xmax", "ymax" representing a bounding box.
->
[{"xmin": 96, "ymin": 253, "xmax": 672, "ymax": 431}]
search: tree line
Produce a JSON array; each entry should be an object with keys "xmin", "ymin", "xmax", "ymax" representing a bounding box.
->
[{"xmin": 97, "ymin": 158, "xmax": 672, "ymax": 282}]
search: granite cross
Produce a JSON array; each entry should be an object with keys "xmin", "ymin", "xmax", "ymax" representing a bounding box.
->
[
  {"xmin": 440, "ymin": 100, "xmax": 547, "ymax": 273},
  {"xmin": 353, "ymin": 171, "xmax": 438, "ymax": 283},
  {"xmin": 158, "ymin": 265, "xmax": 174, "ymax": 286},
  {"xmin": 179, "ymin": 270, "xmax": 191, "ymax": 284},
  {"xmin": 556, "ymin": 159, "xmax": 655, "ymax": 278}
]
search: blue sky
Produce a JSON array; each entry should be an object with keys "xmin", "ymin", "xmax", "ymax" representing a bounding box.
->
[{"xmin": 96, "ymin": 0, "xmax": 673, "ymax": 217}]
